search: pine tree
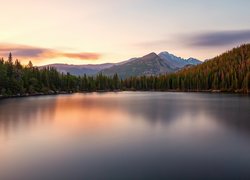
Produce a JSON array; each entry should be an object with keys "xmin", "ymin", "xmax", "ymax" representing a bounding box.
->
[{"xmin": 8, "ymin": 52, "xmax": 13, "ymax": 64}]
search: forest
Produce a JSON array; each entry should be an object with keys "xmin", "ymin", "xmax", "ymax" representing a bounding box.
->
[{"xmin": 0, "ymin": 44, "xmax": 250, "ymax": 97}]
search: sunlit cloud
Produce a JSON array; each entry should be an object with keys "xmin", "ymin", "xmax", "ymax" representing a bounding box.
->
[
  {"xmin": 131, "ymin": 29, "xmax": 250, "ymax": 61},
  {"xmin": 187, "ymin": 30, "xmax": 250, "ymax": 47},
  {"xmin": 62, "ymin": 53, "xmax": 100, "ymax": 60},
  {"xmin": 134, "ymin": 30, "xmax": 250, "ymax": 49},
  {"xmin": 0, "ymin": 43, "xmax": 101, "ymax": 61}
]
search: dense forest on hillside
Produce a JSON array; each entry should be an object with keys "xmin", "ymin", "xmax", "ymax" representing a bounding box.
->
[
  {"xmin": 123, "ymin": 44, "xmax": 250, "ymax": 93},
  {"xmin": 0, "ymin": 44, "xmax": 250, "ymax": 97}
]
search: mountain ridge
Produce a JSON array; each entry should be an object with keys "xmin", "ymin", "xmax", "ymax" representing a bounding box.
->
[{"xmin": 40, "ymin": 51, "xmax": 202, "ymax": 78}]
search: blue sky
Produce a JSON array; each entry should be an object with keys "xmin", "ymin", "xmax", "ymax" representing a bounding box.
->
[{"xmin": 0, "ymin": 0, "xmax": 250, "ymax": 65}]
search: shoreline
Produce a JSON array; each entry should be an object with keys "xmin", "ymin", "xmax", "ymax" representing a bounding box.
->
[
  {"xmin": 0, "ymin": 89, "xmax": 249, "ymax": 100},
  {"xmin": 0, "ymin": 91, "xmax": 73, "ymax": 100}
]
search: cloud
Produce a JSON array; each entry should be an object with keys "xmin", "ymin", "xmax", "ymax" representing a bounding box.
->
[
  {"xmin": 188, "ymin": 30, "xmax": 250, "ymax": 47},
  {"xmin": 62, "ymin": 52, "xmax": 100, "ymax": 60},
  {"xmin": 0, "ymin": 43, "xmax": 101, "ymax": 60},
  {"xmin": 134, "ymin": 30, "xmax": 250, "ymax": 50}
]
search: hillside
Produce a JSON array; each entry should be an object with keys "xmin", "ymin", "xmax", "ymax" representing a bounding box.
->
[
  {"xmin": 123, "ymin": 44, "xmax": 250, "ymax": 93},
  {"xmin": 175, "ymin": 44, "xmax": 250, "ymax": 91},
  {"xmin": 101, "ymin": 53, "xmax": 175, "ymax": 79}
]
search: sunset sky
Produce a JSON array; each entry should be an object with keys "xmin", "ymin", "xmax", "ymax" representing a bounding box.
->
[{"xmin": 1, "ymin": 0, "xmax": 250, "ymax": 65}]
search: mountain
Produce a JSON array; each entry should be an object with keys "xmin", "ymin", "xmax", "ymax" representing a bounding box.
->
[
  {"xmin": 158, "ymin": 52, "xmax": 201, "ymax": 69},
  {"xmin": 40, "ymin": 63, "xmax": 114, "ymax": 76},
  {"xmin": 41, "ymin": 52, "xmax": 202, "ymax": 78},
  {"xmin": 122, "ymin": 44, "xmax": 250, "ymax": 93},
  {"xmin": 102, "ymin": 52, "xmax": 202, "ymax": 79},
  {"xmin": 102, "ymin": 53, "xmax": 175, "ymax": 79},
  {"xmin": 186, "ymin": 58, "xmax": 202, "ymax": 65}
]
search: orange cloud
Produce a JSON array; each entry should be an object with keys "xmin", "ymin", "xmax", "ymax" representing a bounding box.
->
[
  {"xmin": 59, "ymin": 52, "xmax": 100, "ymax": 60},
  {"xmin": 0, "ymin": 43, "xmax": 101, "ymax": 61}
]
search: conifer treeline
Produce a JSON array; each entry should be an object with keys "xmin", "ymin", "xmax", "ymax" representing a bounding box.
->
[
  {"xmin": 0, "ymin": 44, "xmax": 250, "ymax": 97},
  {"xmin": 0, "ymin": 53, "xmax": 122, "ymax": 96}
]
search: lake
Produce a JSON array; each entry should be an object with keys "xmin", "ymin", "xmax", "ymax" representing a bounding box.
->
[{"xmin": 0, "ymin": 92, "xmax": 250, "ymax": 180}]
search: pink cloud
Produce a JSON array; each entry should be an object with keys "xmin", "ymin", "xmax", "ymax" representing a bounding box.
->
[{"xmin": 0, "ymin": 43, "xmax": 101, "ymax": 61}]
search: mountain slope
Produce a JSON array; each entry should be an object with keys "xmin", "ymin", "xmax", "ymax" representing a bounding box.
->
[
  {"xmin": 175, "ymin": 44, "xmax": 250, "ymax": 91},
  {"xmin": 101, "ymin": 53, "xmax": 175, "ymax": 79},
  {"xmin": 158, "ymin": 52, "xmax": 201, "ymax": 68},
  {"xmin": 40, "ymin": 63, "xmax": 114, "ymax": 76},
  {"xmin": 122, "ymin": 44, "xmax": 250, "ymax": 92},
  {"xmin": 186, "ymin": 58, "xmax": 202, "ymax": 65}
]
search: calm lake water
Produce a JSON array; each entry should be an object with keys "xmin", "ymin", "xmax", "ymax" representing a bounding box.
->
[{"xmin": 0, "ymin": 92, "xmax": 250, "ymax": 180}]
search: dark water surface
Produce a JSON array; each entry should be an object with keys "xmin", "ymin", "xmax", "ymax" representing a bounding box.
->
[{"xmin": 0, "ymin": 92, "xmax": 250, "ymax": 180}]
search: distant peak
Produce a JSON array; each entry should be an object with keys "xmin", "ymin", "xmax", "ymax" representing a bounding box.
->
[
  {"xmin": 159, "ymin": 51, "xmax": 184, "ymax": 61},
  {"xmin": 186, "ymin": 57, "xmax": 202, "ymax": 64},
  {"xmin": 187, "ymin": 57, "xmax": 196, "ymax": 60},
  {"xmin": 159, "ymin": 51, "xmax": 170, "ymax": 55},
  {"xmin": 159, "ymin": 51, "xmax": 178, "ymax": 57},
  {"xmin": 142, "ymin": 52, "xmax": 158, "ymax": 59}
]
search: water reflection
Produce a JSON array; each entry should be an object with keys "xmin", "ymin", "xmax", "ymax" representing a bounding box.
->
[
  {"xmin": 0, "ymin": 97, "xmax": 57, "ymax": 138},
  {"xmin": 0, "ymin": 92, "xmax": 250, "ymax": 179}
]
